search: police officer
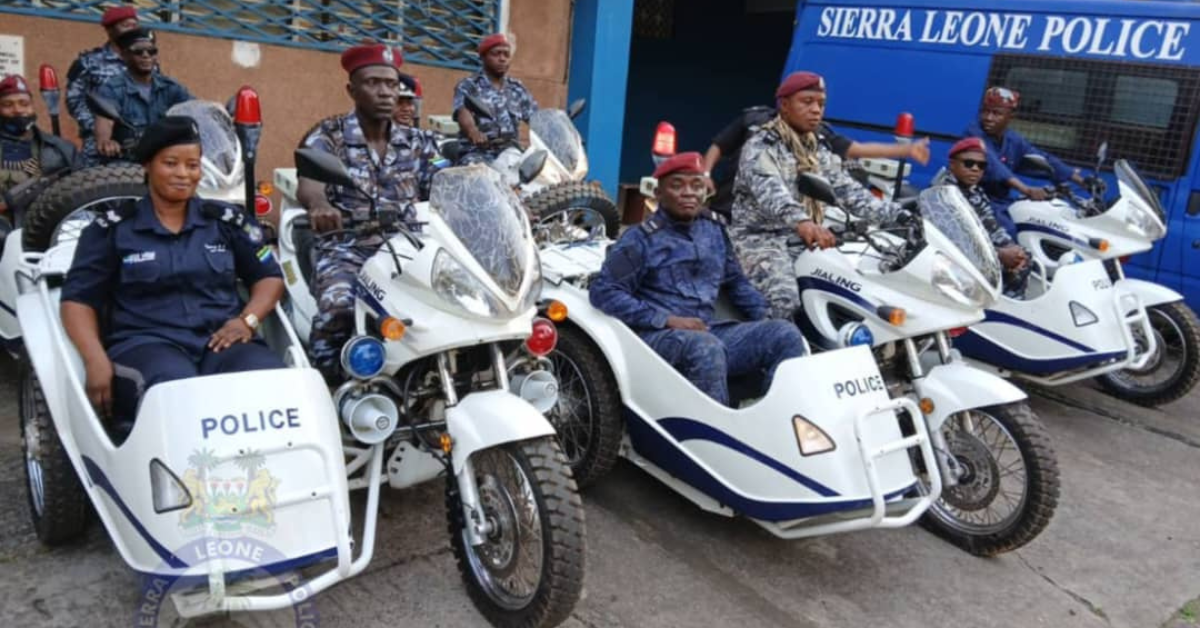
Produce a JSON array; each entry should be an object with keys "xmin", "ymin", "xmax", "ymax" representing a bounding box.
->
[
  {"xmin": 933, "ymin": 137, "xmax": 1031, "ymax": 298},
  {"xmin": 589, "ymin": 152, "xmax": 808, "ymax": 407},
  {"xmin": 297, "ymin": 44, "xmax": 443, "ymax": 382},
  {"xmin": 60, "ymin": 117, "xmax": 284, "ymax": 428},
  {"xmin": 703, "ymin": 105, "xmax": 930, "ymax": 222},
  {"xmin": 92, "ymin": 27, "xmax": 193, "ymax": 160},
  {"xmin": 965, "ymin": 86, "xmax": 1093, "ymax": 238},
  {"xmin": 452, "ymin": 33, "xmax": 538, "ymax": 165},
  {"xmin": 0, "ymin": 75, "xmax": 78, "ymax": 218},
  {"xmin": 393, "ymin": 72, "xmax": 421, "ymax": 128},
  {"xmin": 730, "ymin": 71, "xmax": 907, "ymax": 321},
  {"xmin": 66, "ymin": 5, "xmax": 144, "ymax": 165}
]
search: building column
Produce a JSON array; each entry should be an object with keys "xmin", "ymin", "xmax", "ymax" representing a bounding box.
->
[{"xmin": 567, "ymin": 0, "xmax": 634, "ymax": 198}]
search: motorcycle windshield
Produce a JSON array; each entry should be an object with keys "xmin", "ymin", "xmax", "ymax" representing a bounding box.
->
[
  {"xmin": 530, "ymin": 109, "xmax": 584, "ymax": 175},
  {"xmin": 1115, "ymin": 159, "xmax": 1164, "ymax": 221},
  {"xmin": 430, "ymin": 165, "xmax": 531, "ymax": 296},
  {"xmin": 920, "ymin": 186, "xmax": 1001, "ymax": 288},
  {"xmin": 166, "ymin": 100, "xmax": 239, "ymax": 177}
]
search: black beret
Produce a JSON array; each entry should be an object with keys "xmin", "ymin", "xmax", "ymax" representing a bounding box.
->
[
  {"xmin": 397, "ymin": 72, "xmax": 418, "ymax": 98},
  {"xmin": 116, "ymin": 27, "xmax": 155, "ymax": 51},
  {"xmin": 134, "ymin": 116, "xmax": 202, "ymax": 163}
]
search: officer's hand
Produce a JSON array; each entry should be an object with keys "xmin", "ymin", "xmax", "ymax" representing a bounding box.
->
[
  {"xmin": 796, "ymin": 220, "xmax": 837, "ymax": 250},
  {"xmin": 998, "ymin": 245, "xmax": 1028, "ymax": 269},
  {"xmin": 666, "ymin": 316, "xmax": 708, "ymax": 331},
  {"xmin": 1023, "ymin": 185, "xmax": 1050, "ymax": 201},
  {"xmin": 908, "ymin": 138, "xmax": 931, "ymax": 166},
  {"xmin": 467, "ymin": 128, "xmax": 488, "ymax": 146},
  {"xmin": 84, "ymin": 357, "xmax": 114, "ymax": 420},
  {"xmin": 1084, "ymin": 175, "xmax": 1107, "ymax": 198},
  {"xmin": 97, "ymin": 139, "xmax": 121, "ymax": 157},
  {"xmin": 309, "ymin": 206, "xmax": 343, "ymax": 233},
  {"xmin": 209, "ymin": 318, "xmax": 253, "ymax": 353}
]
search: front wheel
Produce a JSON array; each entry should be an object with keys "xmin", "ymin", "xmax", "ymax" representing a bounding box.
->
[
  {"xmin": 446, "ymin": 437, "xmax": 585, "ymax": 628},
  {"xmin": 1096, "ymin": 301, "xmax": 1200, "ymax": 407},
  {"xmin": 920, "ymin": 402, "xmax": 1059, "ymax": 556}
]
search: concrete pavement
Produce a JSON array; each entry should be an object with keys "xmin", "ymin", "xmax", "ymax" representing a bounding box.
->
[{"xmin": 0, "ymin": 352, "xmax": 1196, "ymax": 627}]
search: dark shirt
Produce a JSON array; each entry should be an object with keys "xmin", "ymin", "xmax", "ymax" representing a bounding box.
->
[
  {"xmin": 93, "ymin": 71, "xmax": 193, "ymax": 144},
  {"xmin": 61, "ymin": 197, "xmax": 280, "ymax": 358},
  {"xmin": 589, "ymin": 209, "xmax": 767, "ymax": 329},
  {"xmin": 0, "ymin": 127, "xmax": 78, "ymax": 201},
  {"xmin": 964, "ymin": 120, "xmax": 1076, "ymax": 205}
]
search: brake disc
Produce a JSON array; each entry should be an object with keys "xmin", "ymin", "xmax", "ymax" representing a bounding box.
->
[{"xmin": 940, "ymin": 430, "xmax": 1001, "ymax": 511}]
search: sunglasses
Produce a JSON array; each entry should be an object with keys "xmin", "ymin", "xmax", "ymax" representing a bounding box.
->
[
  {"xmin": 955, "ymin": 158, "xmax": 987, "ymax": 170},
  {"xmin": 129, "ymin": 47, "xmax": 158, "ymax": 57}
]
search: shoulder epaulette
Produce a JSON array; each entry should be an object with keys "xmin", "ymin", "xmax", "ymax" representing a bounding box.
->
[
  {"xmin": 201, "ymin": 200, "xmax": 247, "ymax": 227},
  {"xmin": 639, "ymin": 215, "xmax": 663, "ymax": 236},
  {"xmin": 92, "ymin": 199, "xmax": 137, "ymax": 228}
]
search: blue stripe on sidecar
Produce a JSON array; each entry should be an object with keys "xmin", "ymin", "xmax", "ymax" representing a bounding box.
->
[
  {"xmin": 83, "ymin": 456, "xmax": 190, "ymax": 569},
  {"xmin": 625, "ymin": 410, "xmax": 914, "ymax": 522},
  {"xmin": 1015, "ymin": 224, "xmax": 1090, "ymax": 249},
  {"xmin": 978, "ymin": 309, "xmax": 1095, "ymax": 353},
  {"xmin": 955, "ymin": 329, "xmax": 1124, "ymax": 375}
]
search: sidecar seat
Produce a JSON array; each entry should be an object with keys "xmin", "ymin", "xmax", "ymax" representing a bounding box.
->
[{"xmin": 293, "ymin": 223, "xmax": 317, "ymax": 285}]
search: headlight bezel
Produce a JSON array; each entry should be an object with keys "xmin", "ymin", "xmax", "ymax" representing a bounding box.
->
[
  {"xmin": 931, "ymin": 251, "xmax": 988, "ymax": 309},
  {"xmin": 1125, "ymin": 203, "xmax": 1166, "ymax": 240},
  {"xmin": 431, "ymin": 249, "xmax": 503, "ymax": 318}
]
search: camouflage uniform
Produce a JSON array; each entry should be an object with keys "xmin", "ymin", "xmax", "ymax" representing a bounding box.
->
[
  {"xmin": 66, "ymin": 44, "xmax": 128, "ymax": 165},
  {"xmin": 589, "ymin": 209, "xmax": 807, "ymax": 406},
  {"xmin": 730, "ymin": 124, "xmax": 902, "ymax": 320},
  {"xmin": 451, "ymin": 73, "xmax": 538, "ymax": 165},
  {"xmin": 933, "ymin": 168, "xmax": 1031, "ymax": 298},
  {"xmin": 300, "ymin": 112, "xmax": 444, "ymax": 377}
]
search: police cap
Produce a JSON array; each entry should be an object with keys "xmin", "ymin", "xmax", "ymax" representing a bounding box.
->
[
  {"xmin": 115, "ymin": 27, "xmax": 155, "ymax": 51},
  {"xmin": 134, "ymin": 115, "xmax": 202, "ymax": 163}
]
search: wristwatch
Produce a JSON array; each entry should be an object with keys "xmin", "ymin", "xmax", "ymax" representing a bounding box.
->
[{"xmin": 242, "ymin": 312, "xmax": 260, "ymax": 331}]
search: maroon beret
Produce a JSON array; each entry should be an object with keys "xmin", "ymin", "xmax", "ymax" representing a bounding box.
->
[
  {"xmin": 100, "ymin": 6, "xmax": 138, "ymax": 27},
  {"xmin": 0, "ymin": 75, "xmax": 31, "ymax": 99},
  {"xmin": 478, "ymin": 33, "xmax": 510, "ymax": 55},
  {"xmin": 340, "ymin": 44, "xmax": 402, "ymax": 76},
  {"xmin": 776, "ymin": 71, "xmax": 825, "ymax": 99},
  {"xmin": 982, "ymin": 86, "xmax": 1019, "ymax": 110},
  {"xmin": 949, "ymin": 137, "xmax": 987, "ymax": 158},
  {"xmin": 653, "ymin": 152, "xmax": 706, "ymax": 180}
]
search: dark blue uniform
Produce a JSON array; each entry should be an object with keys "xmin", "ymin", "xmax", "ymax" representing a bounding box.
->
[
  {"xmin": 589, "ymin": 209, "xmax": 807, "ymax": 406},
  {"xmin": 92, "ymin": 71, "xmax": 192, "ymax": 147},
  {"xmin": 66, "ymin": 43, "xmax": 127, "ymax": 164},
  {"xmin": 61, "ymin": 197, "xmax": 283, "ymax": 420},
  {"xmin": 965, "ymin": 120, "xmax": 1077, "ymax": 238}
]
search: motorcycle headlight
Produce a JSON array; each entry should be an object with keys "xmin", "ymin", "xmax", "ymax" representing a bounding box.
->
[
  {"xmin": 432, "ymin": 250, "xmax": 502, "ymax": 318},
  {"xmin": 517, "ymin": 255, "xmax": 544, "ymax": 313},
  {"xmin": 931, "ymin": 251, "xmax": 988, "ymax": 308},
  {"xmin": 1125, "ymin": 204, "xmax": 1166, "ymax": 240}
]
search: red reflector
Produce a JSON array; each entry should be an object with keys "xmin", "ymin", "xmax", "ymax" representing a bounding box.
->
[
  {"xmin": 653, "ymin": 122, "xmax": 677, "ymax": 157},
  {"xmin": 1119, "ymin": 255, "xmax": 1131, "ymax": 264},
  {"xmin": 894, "ymin": 112, "xmax": 915, "ymax": 138},
  {"xmin": 234, "ymin": 86, "xmax": 262, "ymax": 125},
  {"xmin": 948, "ymin": 327, "xmax": 968, "ymax": 338},
  {"xmin": 38, "ymin": 64, "xmax": 59, "ymax": 91},
  {"xmin": 870, "ymin": 187, "xmax": 883, "ymax": 199},
  {"xmin": 254, "ymin": 194, "xmax": 272, "ymax": 216},
  {"xmin": 525, "ymin": 318, "xmax": 558, "ymax": 356}
]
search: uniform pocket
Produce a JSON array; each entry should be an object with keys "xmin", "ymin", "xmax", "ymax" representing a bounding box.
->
[
  {"xmin": 205, "ymin": 249, "xmax": 235, "ymax": 275},
  {"xmin": 119, "ymin": 259, "xmax": 161, "ymax": 284}
]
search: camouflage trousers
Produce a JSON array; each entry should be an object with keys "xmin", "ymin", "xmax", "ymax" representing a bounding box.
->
[
  {"xmin": 639, "ymin": 320, "xmax": 807, "ymax": 407},
  {"xmin": 309, "ymin": 233, "xmax": 384, "ymax": 380},
  {"xmin": 731, "ymin": 232, "xmax": 801, "ymax": 322}
]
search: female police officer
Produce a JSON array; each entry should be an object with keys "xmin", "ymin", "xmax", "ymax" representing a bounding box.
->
[{"xmin": 61, "ymin": 116, "xmax": 285, "ymax": 429}]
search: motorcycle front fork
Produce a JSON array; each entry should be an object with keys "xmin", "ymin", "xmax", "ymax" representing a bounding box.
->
[{"xmin": 902, "ymin": 332, "xmax": 965, "ymax": 488}]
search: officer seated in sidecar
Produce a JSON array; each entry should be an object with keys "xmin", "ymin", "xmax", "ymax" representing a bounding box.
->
[
  {"xmin": 588, "ymin": 152, "xmax": 808, "ymax": 407},
  {"xmin": 60, "ymin": 117, "xmax": 284, "ymax": 432}
]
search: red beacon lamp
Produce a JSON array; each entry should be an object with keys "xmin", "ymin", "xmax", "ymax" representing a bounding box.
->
[
  {"xmin": 38, "ymin": 64, "xmax": 62, "ymax": 136},
  {"xmin": 890, "ymin": 112, "xmax": 915, "ymax": 201},
  {"xmin": 651, "ymin": 121, "xmax": 677, "ymax": 167},
  {"xmin": 233, "ymin": 86, "xmax": 263, "ymax": 212}
]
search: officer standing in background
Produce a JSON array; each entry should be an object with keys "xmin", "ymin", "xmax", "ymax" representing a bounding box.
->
[
  {"xmin": 66, "ymin": 5, "xmax": 144, "ymax": 165},
  {"xmin": 296, "ymin": 44, "xmax": 442, "ymax": 383},
  {"xmin": 451, "ymin": 33, "xmax": 538, "ymax": 165}
]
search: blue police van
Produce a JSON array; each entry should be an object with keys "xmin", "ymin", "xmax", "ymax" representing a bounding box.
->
[{"xmin": 782, "ymin": 0, "xmax": 1200, "ymax": 309}]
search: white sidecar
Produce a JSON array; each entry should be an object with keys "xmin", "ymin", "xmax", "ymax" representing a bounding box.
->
[{"xmin": 5, "ymin": 229, "xmax": 372, "ymax": 617}]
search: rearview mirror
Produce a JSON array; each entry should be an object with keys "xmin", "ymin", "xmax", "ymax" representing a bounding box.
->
[
  {"xmin": 465, "ymin": 93, "xmax": 495, "ymax": 120},
  {"xmin": 86, "ymin": 91, "xmax": 125, "ymax": 125},
  {"xmin": 796, "ymin": 172, "xmax": 839, "ymax": 207},
  {"xmin": 519, "ymin": 149, "xmax": 549, "ymax": 184},
  {"xmin": 1019, "ymin": 154, "xmax": 1053, "ymax": 175},
  {"xmin": 567, "ymin": 99, "xmax": 587, "ymax": 120},
  {"xmin": 1097, "ymin": 141, "xmax": 1108, "ymax": 168},
  {"xmin": 295, "ymin": 148, "xmax": 358, "ymax": 189}
]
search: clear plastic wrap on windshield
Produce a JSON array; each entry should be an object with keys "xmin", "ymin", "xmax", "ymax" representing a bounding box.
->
[
  {"xmin": 918, "ymin": 186, "xmax": 1002, "ymax": 289},
  {"xmin": 166, "ymin": 100, "xmax": 240, "ymax": 176},
  {"xmin": 530, "ymin": 109, "xmax": 584, "ymax": 175},
  {"xmin": 430, "ymin": 165, "xmax": 531, "ymax": 297}
]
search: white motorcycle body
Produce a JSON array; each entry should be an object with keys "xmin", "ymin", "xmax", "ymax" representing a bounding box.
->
[
  {"xmin": 539, "ymin": 241, "xmax": 941, "ymax": 539},
  {"xmin": 3, "ymin": 230, "xmax": 363, "ymax": 616}
]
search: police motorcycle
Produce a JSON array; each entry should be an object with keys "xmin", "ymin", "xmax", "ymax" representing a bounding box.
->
[
  {"xmin": 788, "ymin": 178, "xmax": 1060, "ymax": 555},
  {"xmin": 998, "ymin": 148, "xmax": 1200, "ymax": 407},
  {"xmin": 434, "ymin": 95, "xmax": 620, "ymax": 242},
  {"xmin": 271, "ymin": 149, "xmax": 586, "ymax": 628}
]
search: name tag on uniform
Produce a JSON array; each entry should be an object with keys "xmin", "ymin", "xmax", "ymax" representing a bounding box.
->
[
  {"xmin": 123, "ymin": 251, "xmax": 156, "ymax": 264},
  {"xmin": 205, "ymin": 243, "xmax": 228, "ymax": 254}
]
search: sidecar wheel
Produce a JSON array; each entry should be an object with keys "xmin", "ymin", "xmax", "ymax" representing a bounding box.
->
[
  {"xmin": 1096, "ymin": 301, "xmax": 1200, "ymax": 407},
  {"xmin": 527, "ymin": 181, "xmax": 619, "ymax": 244},
  {"xmin": 21, "ymin": 164, "xmax": 146, "ymax": 252},
  {"xmin": 544, "ymin": 324, "xmax": 624, "ymax": 488},
  {"xmin": 446, "ymin": 437, "xmax": 585, "ymax": 628},
  {"xmin": 19, "ymin": 357, "xmax": 92, "ymax": 545},
  {"xmin": 920, "ymin": 402, "xmax": 1059, "ymax": 556}
]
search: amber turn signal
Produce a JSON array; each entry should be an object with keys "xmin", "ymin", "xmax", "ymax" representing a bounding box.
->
[
  {"xmin": 545, "ymin": 300, "xmax": 568, "ymax": 322},
  {"xmin": 380, "ymin": 317, "xmax": 407, "ymax": 340},
  {"xmin": 918, "ymin": 398, "xmax": 935, "ymax": 415},
  {"xmin": 878, "ymin": 305, "xmax": 906, "ymax": 326},
  {"xmin": 440, "ymin": 433, "xmax": 453, "ymax": 454},
  {"xmin": 257, "ymin": 180, "xmax": 274, "ymax": 195}
]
